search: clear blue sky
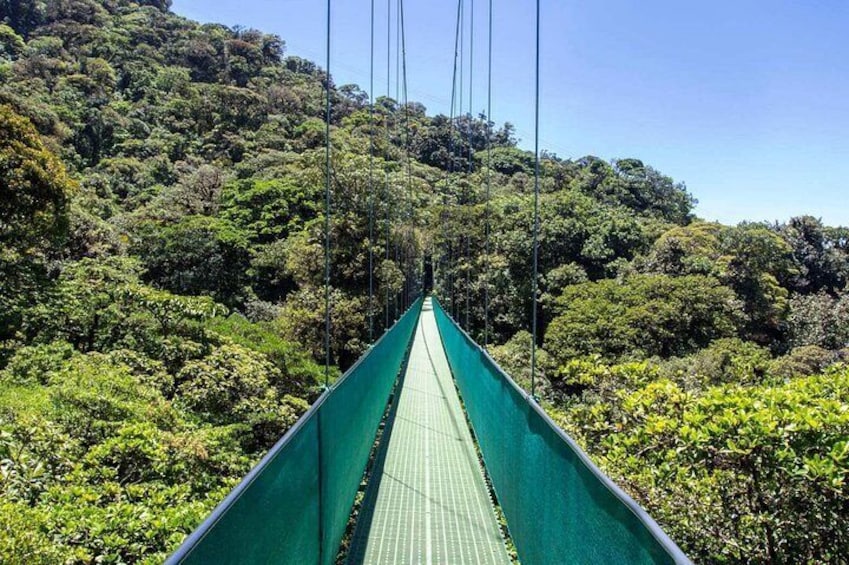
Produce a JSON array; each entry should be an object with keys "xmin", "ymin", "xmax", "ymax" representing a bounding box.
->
[{"xmin": 171, "ymin": 0, "xmax": 849, "ymax": 227}]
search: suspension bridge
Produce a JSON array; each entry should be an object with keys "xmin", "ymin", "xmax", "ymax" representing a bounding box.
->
[
  {"xmin": 168, "ymin": 298, "xmax": 687, "ymax": 564},
  {"xmin": 168, "ymin": 0, "xmax": 692, "ymax": 563}
]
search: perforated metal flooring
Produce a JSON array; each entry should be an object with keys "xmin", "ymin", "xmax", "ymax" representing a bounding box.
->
[{"xmin": 348, "ymin": 298, "xmax": 510, "ymax": 565}]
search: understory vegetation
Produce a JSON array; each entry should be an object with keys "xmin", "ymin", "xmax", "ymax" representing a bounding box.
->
[{"xmin": 1, "ymin": 0, "xmax": 848, "ymax": 562}]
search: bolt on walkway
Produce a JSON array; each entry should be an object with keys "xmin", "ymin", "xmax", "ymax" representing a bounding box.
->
[{"xmin": 348, "ymin": 298, "xmax": 511, "ymax": 565}]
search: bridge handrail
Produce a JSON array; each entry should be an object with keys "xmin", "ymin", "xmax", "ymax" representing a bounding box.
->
[
  {"xmin": 167, "ymin": 297, "xmax": 423, "ymax": 565},
  {"xmin": 432, "ymin": 297, "xmax": 691, "ymax": 565}
]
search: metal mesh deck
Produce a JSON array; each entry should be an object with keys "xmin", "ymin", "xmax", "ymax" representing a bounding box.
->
[{"xmin": 348, "ymin": 298, "xmax": 510, "ymax": 565}]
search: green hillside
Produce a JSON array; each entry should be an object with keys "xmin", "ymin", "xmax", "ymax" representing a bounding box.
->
[{"xmin": 1, "ymin": 1, "xmax": 847, "ymax": 562}]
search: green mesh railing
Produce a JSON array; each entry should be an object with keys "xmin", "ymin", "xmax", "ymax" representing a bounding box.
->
[
  {"xmin": 167, "ymin": 298, "xmax": 422, "ymax": 565},
  {"xmin": 432, "ymin": 298, "xmax": 690, "ymax": 565}
]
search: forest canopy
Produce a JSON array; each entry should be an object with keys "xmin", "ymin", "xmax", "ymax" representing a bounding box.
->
[{"xmin": 0, "ymin": 0, "xmax": 847, "ymax": 563}]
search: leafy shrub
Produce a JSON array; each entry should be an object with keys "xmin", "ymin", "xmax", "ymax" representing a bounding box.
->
[
  {"xmin": 563, "ymin": 368, "xmax": 849, "ymax": 563},
  {"xmin": 553, "ymin": 356, "xmax": 659, "ymax": 401},
  {"xmin": 176, "ymin": 343, "xmax": 278, "ymax": 425},
  {"xmin": 38, "ymin": 482, "xmax": 222, "ymax": 565},
  {"xmin": 489, "ymin": 330, "xmax": 555, "ymax": 396},
  {"xmin": 206, "ymin": 314, "xmax": 322, "ymax": 397},
  {"xmin": 0, "ymin": 501, "xmax": 63, "ymax": 565},
  {"xmin": 660, "ymin": 337, "xmax": 773, "ymax": 388},
  {"xmin": 49, "ymin": 353, "xmax": 177, "ymax": 446},
  {"xmin": 787, "ymin": 291, "xmax": 849, "ymax": 350},
  {"xmin": 769, "ymin": 345, "xmax": 838, "ymax": 379},
  {"xmin": 277, "ymin": 286, "xmax": 365, "ymax": 369},
  {"xmin": 24, "ymin": 257, "xmax": 223, "ymax": 370},
  {"xmin": 105, "ymin": 349, "xmax": 175, "ymax": 397},
  {"xmin": 0, "ymin": 341, "xmax": 75, "ymax": 385},
  {"xmin": 0, "ymin": 414, "xmax": 77, "ymax": 504},
  {"xmin": 545, "ymin": 274, "xmax": 741, "ymax": 362}
]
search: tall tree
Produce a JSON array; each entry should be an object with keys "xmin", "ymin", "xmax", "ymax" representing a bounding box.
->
[
  {"xmin": 778, "ymin": 215, "xmax": 849, "ymax": 294},
  {"xmin": 0, "ymin": 104, "xmax": 73, "ymax": 342}
]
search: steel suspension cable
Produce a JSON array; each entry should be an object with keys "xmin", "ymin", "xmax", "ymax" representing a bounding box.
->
[
  {"xmin": 446, "ymin": 0, "xmax": 462, "ymax": 318},
  {"xmin": 368, "ymin": 0, "xmax": 375, "ymax": 343},
  {"xmin": 530, "ymin": 0, "xmax": 541, "ymax": 399},
  {"xmin": 396, "ymin": 0, "xmax": 401, "ymax": 106},
  {"xmin": 456, "ymin": 0, "xmax": 465, "ymax": 321},
  {"xmin": 384, "ymin": 0, "xmax": 391, "ymax": 329},
  {"xmin": 323, "ymin": 0, "xmax": 332, "ymax": 388},
  {"xmin": 465, "ymin": 0, "xmax": 474, "ymax": 329},
  {"xmin": 469, "ymin": 0, "xmax": 474, "ymax": 126},
  {"xmin": 318, "ymin": 5, "xmax": 332, "ymax": 561},
  {"xmin": 483, "ymin": 0, "xmax": 492, "ymax": 348},
  {"xmin": 393, "ymin": 0, "xmax": 401, "ymax": 320},
  {"xmin": 459, "ymin": 1, "xmax": 464, "ymax": 150},
  {"xmin": 399, "ymin": 0, "xmax": 413, "ymax": 307}
]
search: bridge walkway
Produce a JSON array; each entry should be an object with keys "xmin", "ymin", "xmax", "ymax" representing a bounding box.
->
[{"xmin": 348, "ymin": 298, "xmax": 511, "ymax": 565}]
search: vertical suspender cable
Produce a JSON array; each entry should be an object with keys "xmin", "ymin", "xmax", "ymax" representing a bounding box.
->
[
  {"xmin": 393, "ymin": 0, "xmax": 401, "ymax": 320},
  {"xmin": 400, "ymin": 0, "xmax": 412, "ymax": 307},
  {"xmin": 483, "ymin": 0, "xmax": 492, "ymax": 348},
  {"xmin": 399, "ymin": 1, "xmax": 406, "ymax": 310},
  {"xmin": 368, "ymin": 0, "xmax": 375, "ymax": 343},
  {"xmin": 465, "ymin": 0, "xmax": 474, "ymax": 330},
  {"xmin": 469, "ymin": 0, "xmax": 474, "ymax": 124},
  {"xmin": 459, "ymin": 0, "xmax": 464, "ymax": 148},
  {"xmin": 446, "ymin": 0, "xmax": 462, "ymax": 318},
  {"xmin": 456, "ymin": 0, "xmax": 464, "ymax": 321},
  {"xmin": 396, "ymin": 0, "xmax": 401, "ymax": 106},
  {"xmin": 464, "ymin": 235, "xmax": 470, "ymax": 327},
  {"xmin": 399, "ymin": 0, "xmax": 406, "ymax": 311},
  {"xmin": 384, "ymin": 0, "xmax": 391, "ymax": 329},
  {"xmin": 323, "ymin": 0, "xmax": 332, "ymax": 387},
  {"xmin": 464, "ymin": 239, "xmax": 470, "ymax": 327},
  {"xmin": 530, "ymin": 0, "xmax": 541, "ymax": 399},
  {"xmin": 319, "ymin": 1, "xmax": 332, "ymax": 560}
]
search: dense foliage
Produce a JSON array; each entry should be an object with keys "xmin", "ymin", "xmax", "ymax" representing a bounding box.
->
[{"xmin": 1, "ymin": 1, "xmax": 847, "ymax": 562}]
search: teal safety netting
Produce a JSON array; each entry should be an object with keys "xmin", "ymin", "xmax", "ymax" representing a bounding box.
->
[
  {"xmin": 432, "ymin": 298, "xmax": 689, "ymax": 565},
  {"xmin": 167, "ymin": 298, "xmax": 423, "ymax": 565}
]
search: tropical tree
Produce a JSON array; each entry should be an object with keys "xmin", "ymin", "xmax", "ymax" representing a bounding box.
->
[{"xmin": 545, "ymin": 274, "xmax": 741, "ymax": 362}]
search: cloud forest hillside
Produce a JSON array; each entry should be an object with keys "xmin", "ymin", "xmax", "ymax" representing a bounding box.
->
[{"xmin": 1, "ymin": 0, "xmax": 848, "ymax": 562}]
